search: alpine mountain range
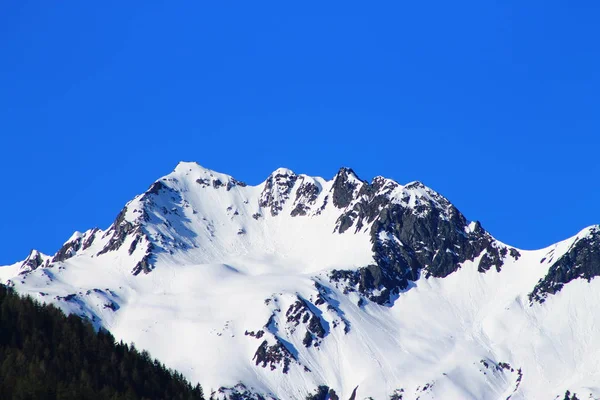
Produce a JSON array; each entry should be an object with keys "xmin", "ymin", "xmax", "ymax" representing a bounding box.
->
[{"xmin": 2, "ymin": 161, "xmax": 599, "ymax": 400}]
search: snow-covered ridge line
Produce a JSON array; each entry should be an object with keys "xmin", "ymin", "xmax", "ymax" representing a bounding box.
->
[
  {"xmin": 2, "ymin": 161, "xmax": 600, "ymax": 399},
  {"xmin": 7, "ymin": 160, "xmax": 600, "ymax": 308}
]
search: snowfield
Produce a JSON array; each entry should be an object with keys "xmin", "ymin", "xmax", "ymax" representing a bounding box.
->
[{"xmin": 2, "ymin": 161, "xmax": 599, "ymax": 400}]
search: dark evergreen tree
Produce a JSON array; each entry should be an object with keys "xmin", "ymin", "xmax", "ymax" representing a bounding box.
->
[{"xmin": 0, "ymin": 285, "xmax": 204, "ymax": 400}]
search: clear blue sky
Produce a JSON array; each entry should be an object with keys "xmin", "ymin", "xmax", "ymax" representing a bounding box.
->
[{"xmin": 1, "ymin": 1, "xmax": 598, "ymax": 264}]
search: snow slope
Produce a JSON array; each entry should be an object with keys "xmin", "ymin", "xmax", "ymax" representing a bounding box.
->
[{"xmin": 1, "ymin": 161, "xmax": 599, "ymax": 400}]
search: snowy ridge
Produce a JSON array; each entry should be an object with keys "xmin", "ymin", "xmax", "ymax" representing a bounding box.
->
[{"xmin": 1, "ymin": 161, "xmax": 599, "ymax": 400}]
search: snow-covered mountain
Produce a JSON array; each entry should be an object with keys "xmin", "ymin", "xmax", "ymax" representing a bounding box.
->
[{"xmin": 2, "ymin": 161, "xmax": 599, "ymax": 400}]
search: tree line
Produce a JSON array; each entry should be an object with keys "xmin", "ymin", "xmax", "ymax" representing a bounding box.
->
[{"xmin": 0, "ymin": 284, "xmax": 204, "ymax": 400}]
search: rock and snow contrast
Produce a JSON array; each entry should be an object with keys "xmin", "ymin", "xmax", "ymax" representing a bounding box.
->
[{"xmin": 1, "ymin": 161, "xmax": 599, "ymax": 400}]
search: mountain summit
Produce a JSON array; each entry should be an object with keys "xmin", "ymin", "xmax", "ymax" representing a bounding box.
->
[{"xmin": 1, "ymin": 162, "xmax": 599, "ymax": 399}]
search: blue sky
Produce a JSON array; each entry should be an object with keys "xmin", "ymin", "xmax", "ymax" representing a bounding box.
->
[{"xmin": 1, "ymin": 1, "xmax": 598, "ymax": 264}]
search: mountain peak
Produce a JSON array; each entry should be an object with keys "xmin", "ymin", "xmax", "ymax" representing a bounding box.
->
[
  {"xmin": 173, "ymin": 160, "xmax": 210, "ymax": 174},
  {"xmin": 19, "ymin": 249, "xmax": 49, "ymax": 273},
  {"xmin": 259, "ymin": 168, "xmax": 299, "ymax": 216},
  {"xmin": 331, "ymin": 167, "xmax": 365, "ymax": 209},
  {"xmin": 170, "ymin": 161, "xmax": 235, "ymax": 183},
  {"xmin": 3, "ymin": 161, "xmax": 600, "ymax": 399},
  {"xmin": 270, "ymin": 167, "xmax": 296, "ymax": 177},
  {"xmin": 334, "ymin": 166, "xmax": 362, "ymax": 182}
]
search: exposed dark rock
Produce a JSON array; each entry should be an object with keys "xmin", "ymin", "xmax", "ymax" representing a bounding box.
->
[
  {"xmin": 128, "ymin": 235, "xmax": 142, "ymax": 255},
  {"xmin": 308, "ymin": 314, "xmax": 325, "ymax": 338},
  {"xmin": 82, "ymin": 228, "xmax": 99, "ymax": 250},
  {"xmin": 20, "ymin": 250, "xmax": 47, "ymax": 272},
  {"xmin": 337, "ymin": 212, "xmax": 357, "ymax": 234},
  {"xmin": 285, "ymin": 299, "xmax": 308, "ymax": 326},
  {"xmin": 97, "ymin": 208, "xmax": 136, "ymax": 256},
  {"xmin": 314, "ymin": 281, "xmax": 350, "ymax": 334},
  {"xmin": 253, "ymin": 339, "xmax": 295, "ymax": 374},
  {"xmin": 515, "ymin": 368, "xmax": 523, "ymax": 389},
  {"xmin": 52, "ymin": 236, "xmax": 85, "ymax": 263},
  {"xmin": 305, "ymin": 385, "xmax": 329, "ymax": 400},
  {"xmin": 245, "ymin": 330, "xmax": 265, "ymax": 339},
  {"xmin": 215, "ymin": 383, "xmax": 274, "ymax": 400},
  {"xmin": 259, "ymin": 169, "xmax": 298, "ymax": 216},
  {"xmin": 295, "ymin": 181, "xmax": 320, "ymax": 204},
  {"xmin": 304, "ymin": 386, "xmax": 340, "ymax": 400},
  {"xmin": 315, "ymin": 195, "xmax": 329, "ymax": 215},
  {"xmin": 562, "ymin": 390, "xmax": 580, "ymax": 400},
  {"xmin": 131, "ymin": 244, "xmax": 154, "ymax": 276},
  {"xmin": 56, "ymin": 293, "xmax": 78, "ymax": 303},
  {"xmin": 477, "ymin": 243, "xmax": 508, "ymax": 273},
  {"xmin": 286, "ymin": 296, "xmax": 326, "ymax": 347},
  {"xmin": 329, "ymin": 176, "xmax": 520, "ymax": 305},
  {"xmin": 213, "ymin": 179, "xmax": 224, "ymax": 188},
  {"xmin": 421, "ymin": 382, "xmax": 433, "ymax": 392},
  {"xmin": 498, "ymin": 362, "xmax": 514, "ymax": 372},
  {"xmin": 314, "ymin": 294, "xmax": 326, "ymax": 306},
  {"xmin": 226, "ymin": 178, "xmax": 247, "ymax": 191},
  {"xmin": 291, "ymin": 204, "xmax": 309, "ymax": 217},
  {"xmin": 147, "ymin": 180, "xmax": 167, "ymax": 195},
  {"xmin": 302, "ymin": 331, "xmax": 313, "ymax": 347},
  {"xmin": 331, "ymin": 168, "xmax": 364, "ymax": 209},
  {"xmin": 196, "ymin": 178, "xmax": 210, "ymax": 186},
  {"xmin": 102, "ymin": 298, "xmax": 119, "ymax": 311},
  {"xmin": 290, "ymin": 180, "xmax": 321, "ymax": 217},
  {"xmin": 509, "ymin": 248, "xmax": 521, "ymax": 260},
  {"xmin": 347, "ymin": 386, "xmax": 358, "ymax": 400},
  {"xmin": 529, "ymin": 226, "xmax": 600, "ymax": 303},
  {"xmin": 97, "ymin": 186, "xmax": 163, "ymax": 261}
]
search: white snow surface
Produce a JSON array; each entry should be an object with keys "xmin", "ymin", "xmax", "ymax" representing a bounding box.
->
[{"xmin": 1, "ymin": 161, "xmax": 599, "ymax": 400}]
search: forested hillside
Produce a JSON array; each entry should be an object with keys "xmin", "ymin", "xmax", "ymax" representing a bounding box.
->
[{"xmin": 0, "ymin": 285, "xmax": 205, "ymax": 400}]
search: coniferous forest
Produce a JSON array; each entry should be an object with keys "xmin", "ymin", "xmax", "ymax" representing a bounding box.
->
[{"xmin": 0, "ymin": 285, "xmax": 205, "ymax": 400}]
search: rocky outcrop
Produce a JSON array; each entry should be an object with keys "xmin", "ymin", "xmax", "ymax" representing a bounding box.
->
[
  {"xmin": 53, "ymin": 235, "xmax": 85, "ymax": 263},
  {"xmin": 253, "ymin": 339, "xmax": 296, "ymax": 374},
  {"xmin": 213, "ymin": 383, "xmax": 275, "ymax": 400},
  {"xmin": 226, "ymin": 178, "xmax": 247, "ymax": 191},
  {"xmin": 329, "ymin": 174, "xmax": 520, "ymax": 305},
  {"xmin": 313, "ymin": 282, "xmax": 350, "ymax": 333},
  {"xmin": 347, "ymin": 386, "xmax": 358, "ymax": 400},
  {"xmin": 96, "ymin": 207, "xmax": 155, "ymax": 277},
  {"xmin": 131, "ymin": 245, "xmax": 154, "ymax": 276},
  {"xmin": 529, "ymin": 226, "xmax": 600, "ymax": 304},
  {"xmin": 331, "ymin": 168, "xmax": 364, "ymax": 209},
  {"xmin": 304, "ymin": 385, "xmax": 339, "ymax": 400},
  {"xmin": 82, "ymin": 228, "xmax": 99, "ymax": 250},
  {"xmin": 20, "ymin": 250, "xmax": 48, "ymax": 273},
  {"xmin": 561, "ymin": 390, "xmax": 581, "ymax": 400},
  {"xmin": 97, "ymin": 209, "xmax": 136, "ymax": 256},
  {"xmin": 291, "ymin": 179, "xmax": 321, "ymax": 217},
  {"xmin": 285, "ymin": 296, "xmax": 327, "ymax": 347},
  {"xmin": 147, "ymin": 180, "xmax": 168, "ymax": 195},
  {"xmin": 259, "ymin": 169, "xmax": 298, "ymax": 216}
]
